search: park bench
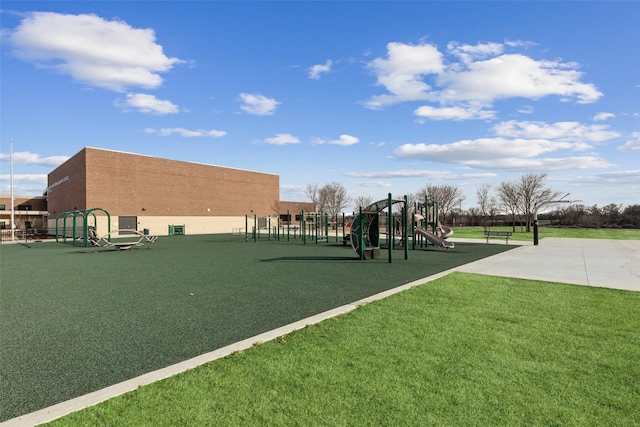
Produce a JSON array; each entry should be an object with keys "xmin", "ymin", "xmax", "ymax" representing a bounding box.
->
[{"xmin": 484, "ymin": 230, "xmax": 512, "ymax": 244}]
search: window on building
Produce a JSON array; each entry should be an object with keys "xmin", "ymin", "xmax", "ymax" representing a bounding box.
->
[
  {"xmin": 0, "ymin": 204, "xmax": 5, "ymax": 210},
  {"xmin": 18, "ymin": 205, "xmax": 32, "ymax": 211},
  {"xmin": 0, "ymin": 222, "xmax": 5, "ymax": 229}
]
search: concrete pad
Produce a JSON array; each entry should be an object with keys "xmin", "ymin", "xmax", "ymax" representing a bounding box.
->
[{"xmin": 456, "ymin": 238, "xmax": 640, "ymax": 292}]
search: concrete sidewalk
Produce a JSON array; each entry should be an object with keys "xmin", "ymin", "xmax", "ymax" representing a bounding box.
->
[{"xmin": 455, "ymin": 237, "xmax": 640, "ymax": 292}]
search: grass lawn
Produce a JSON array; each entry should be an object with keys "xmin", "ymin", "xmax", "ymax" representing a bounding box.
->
[
  {"xmin": 46, "ymin": 272, "xmax": 640, "ymax": 426},
  {"xmin": 452, "ymin": 226, "xmax": 640, "ymax": 241}
]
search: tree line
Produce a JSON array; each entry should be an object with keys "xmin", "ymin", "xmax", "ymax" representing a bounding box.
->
[{"xmin": 304, "ymin": 173, "xmax": 639, "ymax": 230}]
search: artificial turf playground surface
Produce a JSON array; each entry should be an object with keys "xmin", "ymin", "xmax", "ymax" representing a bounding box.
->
[{"xmin": 0, "ymin": 234, "xmax": 515, "ymax": 422}]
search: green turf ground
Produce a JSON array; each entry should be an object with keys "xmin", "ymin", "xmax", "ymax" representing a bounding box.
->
[
  {"xmin": 47, "ymin": 272, "xmax": 640, "ymax": 426},
  {"xmin": 0, "ymin": 234, "xmax": 514, "ymax": 422}
]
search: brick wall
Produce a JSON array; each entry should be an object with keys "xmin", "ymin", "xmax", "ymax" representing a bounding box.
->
[
  {"xmin": 279, "ymin": 200, "xmax": 316, "ymax": 215},
  {"xmin": 46, "ymin": 148, "xmax": 87, "ymax": 216},
  {"xmin": 47, "ymin": 147, "xmax": 279, "ymax": 218}
]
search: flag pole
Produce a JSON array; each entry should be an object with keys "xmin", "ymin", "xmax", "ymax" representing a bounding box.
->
[{"xmin": 10, "ymin": 138, "xmax": 15, "ymax": 241}]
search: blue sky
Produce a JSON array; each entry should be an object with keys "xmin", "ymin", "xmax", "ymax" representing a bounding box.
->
[{"xmin": 1, "ymin": 1, "xmax": 639, "ymax": 211}]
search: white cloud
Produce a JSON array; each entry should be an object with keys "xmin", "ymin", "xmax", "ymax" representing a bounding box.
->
[
  {"xmin": 117, "ymin": 93, "xmax": 179, "ymax": 114},
  {"xmin": 414, "ymin": 105, "xmax": 496, "ymax": 121},
  {"xmin": 595, "ymin": 170, "xmax": 640, "ymax": 184},
  {"xmin": 365, "ymin": 41, "xmax": 603, "ymax": 113},
  {"xmin": 353, "ymin": 180, "xmax": 392, "ymax": 188},
  {"xmin": 395, "ymin": 138, "xmax": 572, "ymax": 163},
  {"xmin": 144, "ymin": 128, "xmax": 226, "ymax": 137},
  {"xmin": 447, "ymin": 41, "xmax": 504, "ymax": 65},
  {"xmin": 394, "ymin": 136, "xmax": 613, "ymax": 171},
  {"xmin": 0, "ymin": 151, "xmax": 69, "ymax": 166},
  {"xmin": 504, "ymin": 39, "xmax": 537, "ymax": 49},
  {"xmin": 554, "ymin": 170, "xmax": 640, "ymax": 186},
  {"xmin": 365, "ymin": 42, "xmax": 444, "ymax": 108},
  {"xmin": 0, "ymin": 174, "xmax": 49, "ymax": 195},
  {"xmin": 0, "ymin": 173, "xmax": 48, "ymax": 183},
  {"xmin": 593, "ymin": 112, "xmax": 615, "ymax": 121},
  {"xmin": 493, "ymin": 120, "xmax": 621, "ymax": 143},
  {"xmin": 438, "ymin": 54, "xmax": 602, "ymax": 105},
  {"xmin": 314, "ymin": 134, "xmax": 360, "ymax": 146},
  {"xmin": 309, "ymin": 60, "xmax": 332, "ymax": 79},
  {"xmin": 346, "ymin": 170, "xmax": 496, "ymax": 180},
  {"xmin": 263, "ymin": 133, "xmax": 300, "ymax": 145},
  {"xmin": 239, "ymin": 93, "xmax": 279, "ymax": 115},
  {"xmin": 517, "ymin": 105, "xmax": 535, "ymax": 114},
  {"xmin": 618, "ymin": 132, "xmax": 640, "ymax": 151},
  {"xmin": 7, "ymin": 12, "xmax": 181, "ymax": 92},
  {"xmin": 280, "ymin": 184, "xmax": 305, "ymax": 192},
  {"xmin": 395, "ymin": 118, "xmax": 621, "ymax": 172},
  {"xmin": 331, "ymin": 135, "xmax": 359, "ymax": 146},
  {"xmin": 462, "ymin": 156, "xmax": 613, "ymax": 171}
]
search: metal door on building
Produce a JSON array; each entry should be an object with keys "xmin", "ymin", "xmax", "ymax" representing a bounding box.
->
[{"xmin": 118, "ymin": 216, "xmax": 137, "ymax": 235}]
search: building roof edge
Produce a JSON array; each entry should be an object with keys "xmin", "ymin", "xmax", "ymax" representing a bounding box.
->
[{"xmin": 83, "ymin": 146, "xmax": 279, "ymax": 177}]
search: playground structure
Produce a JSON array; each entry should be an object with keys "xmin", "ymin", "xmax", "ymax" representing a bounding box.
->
[
  {"xmin": 88, "ymin": 228, "xmax": 158, "ymax": 250},
  {"xmin": 245, "ymin": 210, "xmax": 349, "ymax": 244},
  {"xmin": 349, "ymin": 194, "xmax": 455, "ymax": 260},
  {"xmin": 413, "ymin": 196, "xmax": 455, "ymax": 250},
  {"xmin": 243, "ymin": 194, "xmax": 455, "ymax": 261},
  {"xmin": 55, "ymin": 207, "xmax": 158, "ymax": 250},
  {"xmin": 55, "ymin": 208, "xmax": 111, "ymax": 247},
  {"xmin": 415, "ymin": 228, "xmax": 455, "ymax": 250},
  {"xmin": 350, "ymin": 196, "xmax": 407, "ymax": 260}
]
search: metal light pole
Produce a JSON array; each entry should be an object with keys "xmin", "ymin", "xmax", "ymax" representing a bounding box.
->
[
  {"xmin": 533, "ymin": 193, "xmax": 576, "ymax": 245},
  {"xmin": 10, "ymin": 139, "xmax": 15, "ymax": 241}
]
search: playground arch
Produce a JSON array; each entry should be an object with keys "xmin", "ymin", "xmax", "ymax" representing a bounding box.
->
[{"xmin": 55, "ymin": 208, "xmax": 111, "ymax": 247}]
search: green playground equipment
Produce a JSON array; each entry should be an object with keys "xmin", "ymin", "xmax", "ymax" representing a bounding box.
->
[
  {"xmin": 350, "ymin": 194, "xmax": 409, "ymax": 261},
  {"xmin": 168, "ymin": 224, "xmax": 185, "ymax": 235},
  {"xmin": 245, "ymin": 210, "xmax": 346, "ymax": 244},
  {"xmin": 55, "ymin": 207, "xmax": 111, "ymax": 247},
  {"xmin": 412, "ymin": 195, "xmax": 437, "ymax": 248}
]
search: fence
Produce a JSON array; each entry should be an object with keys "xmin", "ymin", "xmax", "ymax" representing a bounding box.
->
[{"xmin": 0, "ymin": 227, "xmax": 56, "ymax": 244}]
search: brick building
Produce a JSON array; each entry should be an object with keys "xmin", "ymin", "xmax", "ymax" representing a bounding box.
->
[
  {"xmin": 46, "ymin": 147, "xmax": 313, "ymax": 236},
  {"xmin": 0, "ymin": 195, "xmax": 48, "ymax": 231}
]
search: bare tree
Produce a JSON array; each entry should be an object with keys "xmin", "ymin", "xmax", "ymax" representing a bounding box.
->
[
  {"xmin": 546, "ymin": 203, "xmax": 639, "ymax": 228},
  {"xmin": 406, "ymin": 193, "xmax": 421, "ymax": 210},
  {"xmin": 318, "ymin": 182, "xmax": 351, "ymax": 217},
  {"xmin": 601, "ymin": 203, "xmax": 622, "ymax": 227},
  {"xmin": 622, "ymin": 204, "xmax": 640, "ymax": 227},
  {"xmin": 467, "ymin": 206, "xmax": 480, "ymax": 226},
  {"xmin": 271, "ymin": 200, "xmax": 281, "ymax": 218},
  {"xmin": 517, "ymin": 173, "xmax": 561, "ymax": 232},
  {"xmin": 353, "ymin": 195, "xmax": 373, "ymax": 212},
  {"xmin": 416, "ymin": 184, "xmax": 465, "ymax": 224},
  {"xmin": 476, "ymin": 183, "xmax": 492, "ymax": 230},
  {"xmin": 497, "ymin": 181, "xmax": 521, "ymax": 232},
  {"xmin": 305, "ymin": 183, "xmax": 320, "ymax": 211},
  {"xmin": 488, "ymin": 196, "xmax": 499, "ymax": 228},
  {"xmin": 586, "ymin": 205, "xmax": 603, "ymax": 228}
]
